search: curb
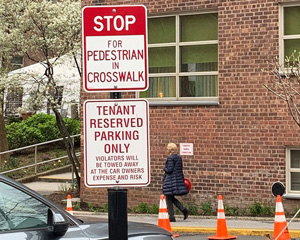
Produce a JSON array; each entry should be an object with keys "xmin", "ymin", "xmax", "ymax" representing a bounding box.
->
[{"xmin": 73, "ymin": 211, "xmax": 300, "ymax": 237}]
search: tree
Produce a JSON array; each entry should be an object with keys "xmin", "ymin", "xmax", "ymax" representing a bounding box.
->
[
  {"xmin": 0, "ymin": 72, "xmax": 9, "ymax": 163},
  {"xmin": 0, "ymin": 0, "xmax": 82, "ymax": 188},
  {"xmin": 264, "ymin": 52, "xmax": 300, "ymax": 127}
]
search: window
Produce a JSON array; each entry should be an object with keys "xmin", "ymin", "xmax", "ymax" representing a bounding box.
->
[
  {"xmin": 286, "ymin": 148, "xmax": 300, "ymax": 196},
  {"xmin": 4, "ymin": 87, "xmax": 23, "ymax": 116},
  {"xmin": 0, "ymin": 182, "xmax": 48, "ymax": 231},
  {"xmin": 0, "ymin": 56, "xmax": 23, "ymax": 71},
  {"xmin": 280, "ymin": 4, "xmax": 300, "ymax": 65},
  {"xmin": 10, "ymin": 56, "xmax": 24, "ymax": 71},
  {"xmin": 140, "ymin": 12, "xmax": 218, "ymax": 104}
]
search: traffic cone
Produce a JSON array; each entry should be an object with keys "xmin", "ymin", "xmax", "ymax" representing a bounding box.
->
[
  {"xmin": 66, "ymin": 194, "xmax": 73, "ymax": 215},
  {"xmin": 273, "ymin": 195, "xmax": 290, "ymax": 240},
  {"xmin": 157, "ymin": 194, "xmax": 179, "ymax": 237},
  {"xmin": 208, "ymin": 195, "xmax": 237, "ymax": 240},
  {"xmin": 158, "ymin": 194, "xmax": 172, "ymax": 232}
]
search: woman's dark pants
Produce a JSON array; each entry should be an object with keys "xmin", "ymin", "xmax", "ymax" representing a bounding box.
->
[{"xmin": 165, "ymin": 195, "xmax": 184, "ymax": 220}]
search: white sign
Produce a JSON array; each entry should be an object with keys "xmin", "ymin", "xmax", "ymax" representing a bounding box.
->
[
  {"xmin": 82, "ymin": 5, "xmax": 148, "ymax": 92},
  {"xmin": 180, "ymin": 143, "xmax": 193, "ymax": 156},
  {"xmin": 83, "ymin": 99, "xmax": 150, "ymax": 187}
]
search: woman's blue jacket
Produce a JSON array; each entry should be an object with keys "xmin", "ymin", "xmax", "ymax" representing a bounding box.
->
[{"xmin": 163, "ymin": 153, "xmax": 188, "ymax": 196}]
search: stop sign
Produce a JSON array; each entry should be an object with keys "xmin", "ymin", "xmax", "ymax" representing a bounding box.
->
[{"xmin": 82, "ymin": 5, "xmax": 148, "ymax": 92}]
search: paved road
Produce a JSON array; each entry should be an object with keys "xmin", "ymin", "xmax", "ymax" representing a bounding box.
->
[{"xmin": 74, "ymin": 211, "xmax": 300, "ymax": 239}]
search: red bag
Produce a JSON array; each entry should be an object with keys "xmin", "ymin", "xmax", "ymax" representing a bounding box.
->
[{"xmin": 184, "ymin": 178, "xmax": 191, "ymax": 191}]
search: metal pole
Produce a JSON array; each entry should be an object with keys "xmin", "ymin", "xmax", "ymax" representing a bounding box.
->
[
  {"xmin": 107, "ymin": 93, "xmax": 128, "ymax": 240},
  {"xmin": 108, "ymin": 188, "xmax": 128, "ymax": 240},
  {"xmin": 34, "ymin": 146, "xmax": 37, "ymax": 174}
]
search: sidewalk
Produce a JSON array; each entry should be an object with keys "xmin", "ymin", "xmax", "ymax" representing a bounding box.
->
[
  {"xmin": 24, "ymin": 172, "xmax": 75, "ymax": 195},
  {"xmin": 73, "ymin": 211, "xmax": 300, "ymax": 237}
]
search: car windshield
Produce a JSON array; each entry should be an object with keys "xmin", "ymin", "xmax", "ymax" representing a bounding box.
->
[{"xmin": 0, "ymin": 182, "xmax": 48, "ymax": 231}]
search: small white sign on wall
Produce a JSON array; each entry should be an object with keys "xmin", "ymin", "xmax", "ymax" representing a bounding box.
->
[{"xmin": 180, "ymin": 143, "xmax": 193, "ymax": 156}]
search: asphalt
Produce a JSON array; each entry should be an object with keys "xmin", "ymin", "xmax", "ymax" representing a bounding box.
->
[{"xmin": 24, "ymin": 172, "xmax": 300, "ymax": 237}]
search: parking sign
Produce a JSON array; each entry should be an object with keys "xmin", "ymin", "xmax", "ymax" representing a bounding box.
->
[{"xmin": 83, "ymin": 99, "xmax": 150, "ymax": 187}]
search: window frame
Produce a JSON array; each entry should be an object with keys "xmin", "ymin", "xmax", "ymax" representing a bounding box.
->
[
  {"xmin": 4, "ymin": 87, "xmax": 24, "ymax": 116},
  {"xmin": 279, "ymin": 3, "xmax": 300, "ymax": 66},
  {"xmin": 285, "ymin": 147, "xmax": 300, "ymax": 198},
  {"xmin": 138, "ymin": 11, "xmax": 219, "ymax": 106}
]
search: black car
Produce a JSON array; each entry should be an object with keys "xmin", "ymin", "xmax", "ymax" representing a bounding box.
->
[{"xmin": 0, "ymin": 174, "xmax": 174, "ymax": 240}]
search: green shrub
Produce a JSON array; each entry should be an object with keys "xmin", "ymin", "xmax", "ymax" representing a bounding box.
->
[
  {"xmin": 102, "ymin": 203, "xmax": 109, "ymax": 212},
  {"xmin": 5, "ymin": 113, "xmax": 80, "ymax": 149},
  {"xmin": 130, "ymin": 203, "xmax": 159, "ymax": 214},
  {"xmin": 25, "ymin": 114, "xmax": 60, "ymax": 140},
  {"xmin": 64, "ymin": 117, "xmax": 81, "ymax": 144},
  {"xmin": 6, "ymin": 122, "xmax": 45, "ymax": 149},
  {"xmin": 7, "ymin": 116, "xmax": 21, "ymax": 124},
  {"xmin": 224, "ymin": 205, "xmax": 239, "ymax": 216},
  {"xmin": 262, "ymin": 205, "xmax": 275, "ymax": 216},
  {"xmin": 185, "ymin": 203, "xmax": 199, "ymax": 215},
  {"xmin": 64, "ymin": 117, "xmax": 80, "ymax": 135},
  {"xmin": 200, "ymin": 201, "xmax": 212, "ymax": 216},
  {"xmin": 248, "ymin": 202, "xmax": 274, "ymax": 217},
  {"xmin": 249, "ymin": 202, "xmax": 263, "ymax": 216}
]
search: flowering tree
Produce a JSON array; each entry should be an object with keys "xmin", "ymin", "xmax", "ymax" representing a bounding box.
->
[
  {"xmin": 0, "ymin": 0, "xmax": 82, "ymax": 187},
  {"xmin": 264, "ymin": 52, "xmax": 300, "ymax": 127}
]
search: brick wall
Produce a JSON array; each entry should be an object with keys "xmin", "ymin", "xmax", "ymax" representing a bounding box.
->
[{"xmin": 80, "ymin": 0, "xmax": 300, "ymax": 212}]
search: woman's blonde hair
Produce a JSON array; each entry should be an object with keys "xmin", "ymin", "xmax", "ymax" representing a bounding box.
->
[{"xmin": 167, "ymin": 143, "xmax": 177, "ymax": 154}]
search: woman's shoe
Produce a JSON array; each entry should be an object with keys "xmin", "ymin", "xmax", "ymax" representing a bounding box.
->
[
  {"xmin": 183, "ymin": 208, "xmax": 189, "ymax": 220},
  {"xmin": 169, "ymin": 218, "xmax": 176, "ymax": 222}
]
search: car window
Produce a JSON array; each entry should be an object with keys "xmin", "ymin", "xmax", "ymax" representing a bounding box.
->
[{"xmin": 0, "ymin": 182, "xmax": 48, "ymax": 231}]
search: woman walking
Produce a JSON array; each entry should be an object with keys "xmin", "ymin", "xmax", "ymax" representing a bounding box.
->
[{"xmin": 163, "ymin": 143, "xmax": 189, "ymax": 222}]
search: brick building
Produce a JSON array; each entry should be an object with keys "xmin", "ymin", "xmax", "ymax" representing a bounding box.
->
[{"xmin": 80, "ymin": 0, "xmax": 300, "ymax": 212}]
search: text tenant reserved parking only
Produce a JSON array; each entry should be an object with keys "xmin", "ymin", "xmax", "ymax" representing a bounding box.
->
[
  {"xmin": 83, "ymin": 99, "xmax": 150, "ymax": 187},
  {"xmin": 82, "ymin": 5, "xmax": 148, "ymax": 92}
]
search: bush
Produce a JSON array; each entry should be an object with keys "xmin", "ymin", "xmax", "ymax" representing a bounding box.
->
[
  {"xmin": 64, "ymin": 117, "xmax": 80, "ymax": 135},
  {"xmin": 200, "ymin": 201, "xmax": 212, "ymax": 216},
  {"xmin": 25, "ymin": 114, "xmax": 60, "ymax": 140},
  {"xmin": 64, "ymin": 117, "xmax": 81, "ymax": 145},
  {"xmin": 6, "ymin": 113, "xmax": 80, "ymax": 149},
  {"xmin": 6, "ymin": 122, "xmax": 45, "ymax": 149},
  {"xmin": 130, "ymin": 203, "xmax": 159, "ymax": 214},
  {"xmin": 249, "ymin": 202, "xmax": 275, "ymax": 217},
  {"xmin": 186, "ymin": 203, "xmax": 199, "ymax": 215}
]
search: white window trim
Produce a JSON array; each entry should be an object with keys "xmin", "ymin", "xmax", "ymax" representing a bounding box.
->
[
  {"xmin": 284, "ymin": 147, "xmax": 300, "ymax": 199},
  {"xmin": 279, "ymin": 3, "xmax": 300, "ymax": 66},
  {"xmin": 137, "ymin": 11, "xmax": 219, "ymax": 106}
]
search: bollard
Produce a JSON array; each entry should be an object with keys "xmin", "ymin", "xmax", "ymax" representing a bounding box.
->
[{"xmin": 108, "ymin": 188, "xmax": 128, "ymax": 240}]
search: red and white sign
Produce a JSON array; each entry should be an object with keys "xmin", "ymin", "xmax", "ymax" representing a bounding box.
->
[
  {"xmin": 180, "ymin": 143, "xmax": 193, "ymax": 156},
  {"xmin": 83, "ymin": 99, "xmax": 150, "ymax": 187},
  {"xmin": 82, "ymin": 5, "xmax": 148, "ymax": 92}
]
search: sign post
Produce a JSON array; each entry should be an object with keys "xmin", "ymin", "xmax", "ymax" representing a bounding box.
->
[{"xmin": 82, "ymin": 5, "xmax": 148, "ymax": 240}]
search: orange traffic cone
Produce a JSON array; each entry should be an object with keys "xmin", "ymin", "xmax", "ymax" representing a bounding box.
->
[
  {"xmin": 208, "ymin": 195, "xmax": 237, "ymax": 240},
  {"xmin": 158, "ymin": 194, "xmax": 172, "ymax": 232},
  {"xmin": 157, "ymin": 194, "xmax": 179, "ymax": 237},
  {"xmin": 273, "ymin": 195, "xmax": 290, "ymax": 240},
  {"xmin": 66, "ymin": 194, "xmax": 73, "ymax": 215}
]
